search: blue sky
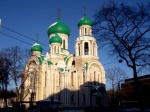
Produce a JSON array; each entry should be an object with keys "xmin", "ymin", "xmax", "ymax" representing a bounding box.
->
[{"xmin": 0, "ymin": 0, "xmax": 148, "ymax": 89}]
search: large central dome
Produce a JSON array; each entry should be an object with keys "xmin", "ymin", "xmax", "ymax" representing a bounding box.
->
[{"xmin": 47, "ymin": 18, "xmax": 70, "ymax": 37}]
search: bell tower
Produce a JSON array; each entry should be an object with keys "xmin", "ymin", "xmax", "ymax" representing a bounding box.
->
[{"xmin": 74, "ymin": 12, "xmax": 98, "ymax": 69}]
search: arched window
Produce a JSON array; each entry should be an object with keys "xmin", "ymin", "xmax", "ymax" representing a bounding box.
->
[
  {"xmin": 58, "ymin": 94, "xmax": 61, "ymax": 101},
  {"xmin": 71, "ymin": 94, "xmax": 75, "ymax": 102},
  {"xmin": 78, "ymin": 43, "xmax": 80, "ymax": 56},
  {"xmin": 54, "ymin": 46, "xmax": 56, "ymax": 53},
  {"xmin": 85, "ymin": 28, "xmax": 87, "ymax": 35},
  {"xmin": 63, "ymin": 40, "xmax": 65, "ymax": 49},
  {"xmin": 71, "ymin": 72, "xmax": 74, "ymax": 86},
  {"xmin": 84, "ymin": 42, "xmax": 89, "ymax": 55},
  {"xmin": 83, "ymin": 71, "xmax": 85, "ymax": 84},
  {"xmin": 82, "ymin": 94, "xmax": 86, "ymax": 103}
]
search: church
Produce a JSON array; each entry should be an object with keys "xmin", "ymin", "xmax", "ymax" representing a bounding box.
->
[{"xmin": 21, "ymin": 11, "xmax": 107, "ymax": 108}]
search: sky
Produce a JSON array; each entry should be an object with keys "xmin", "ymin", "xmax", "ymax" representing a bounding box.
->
[{"xmin": 0, "ymin": 0, "xmax": 148, "ymax": 89}]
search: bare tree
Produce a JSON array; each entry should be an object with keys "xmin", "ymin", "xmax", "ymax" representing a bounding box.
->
[
  {"xmin": 106, "ymin": 67, "xmax": 128, "ymax": 105},
  {"xmin": 0, "ymin": 55, "xmax": 11, "ymax": 108},
  {"xmin": 0, "ymin": 46, "xmax": 29, "ymax": 101},
  {"xmin": 93, "ymin": 1, "xmax": 150, "ymax": 101}
]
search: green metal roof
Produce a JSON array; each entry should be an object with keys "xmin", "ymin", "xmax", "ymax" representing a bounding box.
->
[
  {"xmin": 64, "ymin": 55, "xmax": 72, "ymax": 65},
  {"xmin": 47, "ymin": 61, "xmax": 53, "ymax": 66},
  {"xmin": 47, "ymin": 18, "xmax": 70, "ymax": 36},
  {"xmin": 38, "ymin": 55, "xmax": 45, "ymax": 65},
  {"xmin": 78, "ymin": 16, "xmax": 93, "ymax": 27},
  {"xmin": 61, "ymin": 48, "xmax": 68, "ymax": 51},
  {"xmin": 84, "ymin": 62, "xmax": 88, "ymax": 71},
  {"xmin": 31, "ymin": 42, "xmax": 43, "ymax": 52},
  {"xmin": 49, "ymin": 33, "xmax": 62, "ymax": 44},
  {"xmin": 38, "ymin": 55, "xmax": 53, "ymax": 66}
]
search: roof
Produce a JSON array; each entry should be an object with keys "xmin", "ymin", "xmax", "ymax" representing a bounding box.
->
[
  {"xmin": 78, "ymin": 15, "xmax": 92, "ymax": 27},
  {"xmin": 47, "ymin": 18, "xmax": 70, "ymax": 36},
  {"xmin": 125, "ymin": 74, "xmax": 150, "ymax": 82}
]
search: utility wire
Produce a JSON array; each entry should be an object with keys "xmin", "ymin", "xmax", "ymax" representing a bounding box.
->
[
  {"xmin": 0, "ymin": 25, "xmax": 118, "ymax": 66},
  {"xmin": 0, "ymin": 32, "xmax": 47, "ymax": 52},
  {"xmin": 1, "ymin": 25, "xmax": 49, "ymax": 47},
  {"xmin": 0, "ymin": 32, "xmax": 32, "ymax": 46}
]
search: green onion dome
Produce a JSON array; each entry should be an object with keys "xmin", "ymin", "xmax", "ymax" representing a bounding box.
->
[
  {"xmin": 47, "ymin": 18, "xmax": 70, "ymax": 36},
  {"xmin": 78, "ymin": 16, "xmax": 92, "ymax": 27},
  {"xmin": 31, "ymin": 42, "xmax": 43, "ymax": 52},
  {"xmin": 49, "ymin": 33, "xmax": 62, "ymax": 44}
]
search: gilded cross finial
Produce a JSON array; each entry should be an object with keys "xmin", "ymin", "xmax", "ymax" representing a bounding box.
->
[
  {"xmin": 58, "ymin": 8, "xmax": 61, "ymax": 19},
  {"xmin": 83, "ymin": 6, "xmax": 86, "ymax": 16}
]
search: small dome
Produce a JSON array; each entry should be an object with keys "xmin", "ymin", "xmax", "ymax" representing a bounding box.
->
[
  {"xmin": 49, "ymin": 33, "xmax": 62, "ymax": 44},
  {"xmin": 47, "ymin": 18, "xmax": 70, "ymax": 36},
  {"xmin": 31, "ymin": 42, "xmax": 43, "ymax": 52},
  {"xmin": 78, "ymin": 16, "xmax": 92, "ymax": 27}
]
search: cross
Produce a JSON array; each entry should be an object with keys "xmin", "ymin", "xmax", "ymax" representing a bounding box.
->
[
  {"xmin": 36, "ymin": 34, "xmax": 38, "ymax": 43},
  {"xmin": 58, "ymin": 8, "xmax": 61, "ymax": 19},
  {"xmin": 83, "ymin": 6, "xmax": 86, "ymax": 16}
]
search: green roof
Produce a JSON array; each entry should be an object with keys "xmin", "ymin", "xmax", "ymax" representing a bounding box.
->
[
  {"xmin": 84, "ymin": 62, "xmax": 88, "ymax": 71},
  {"xmin": 31, "ymin": 42, "xmax": 43, "ymax": 52},
  {"xmin": 78, "ymin": 16, "xmax": 92, "ymax": 27},
  {"xmin": 61, "ymin": 48, "xmax": 68, "ymax": 51},
  {"xmin": 38, "ymin": 55, "xmax": 45, "ymax": 65},
  {"xmin": 47, "ymin": 18, "xmax": 70, "ymax": 36},
  {"xmin": 64, "ymin": 55, "xmax": 71, "ymax": 65},
  {"xmin": 49, "ymin": 33, "xmax": 62, "ymax": 44},
  {"xmin": 47, "ymin": 61, "xmax": 53, "ymax": 65},
  {"xmin": 38, "ymin": 55, "xmax": 53, "ymax": 66}
]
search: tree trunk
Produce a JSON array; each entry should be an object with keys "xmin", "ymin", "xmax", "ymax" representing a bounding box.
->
[
  {"xmin": 16, "ymin": 87, "xmax": 20, "ymax": 101},
  {"xmin": 133, "ymin": 63, "xmax": 144, "ymax": 111}
]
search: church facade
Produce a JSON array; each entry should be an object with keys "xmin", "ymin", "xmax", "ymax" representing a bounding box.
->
[{"xmin": 21, "ymin": 13, "xmax": 107, "ymax": 107}]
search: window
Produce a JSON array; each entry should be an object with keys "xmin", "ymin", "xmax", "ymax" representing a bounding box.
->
[
  {"xmin": 71, "ymin": 94, "xmax": 75, "ymax": 102},
  {"xmin": 58, "ymin": 94, "xmax": 61, "ymax": 101},
  {"xmin": 82, "ymin": 94, "xmax": 86, "ymax": 102},
  {"xmin": 85, "ymin": 28, "xmax": 87, "ymax": 35},
  {"xmin": 78, "ymin": 43, "xmax": 80, "ymax": 56},
  {"xmin": 84, "ymin": 42, "xmax": 89, "ymax": 55},
  {"xmin": 72, "ymin": 61, "xmax": 75, "ymax": 66},
  {"xmin": 63, "ymin": 40, "xmax": 65, "ymax": 49},
  {"xmin": 54, "ymin": 46, "xmax": 56, "ymax": 53}
]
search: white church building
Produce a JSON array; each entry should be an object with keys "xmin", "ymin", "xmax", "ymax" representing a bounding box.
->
[{"xmin": 21, "ymin": 12, "xmax": 108, "ymax": 109}]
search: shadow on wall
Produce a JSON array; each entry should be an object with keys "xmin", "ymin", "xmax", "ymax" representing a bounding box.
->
[{"xmin": 36, "ymin": 81, "xmax": 108, "ymax": 112}]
